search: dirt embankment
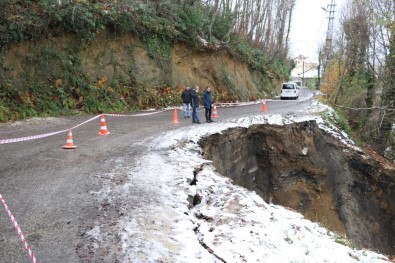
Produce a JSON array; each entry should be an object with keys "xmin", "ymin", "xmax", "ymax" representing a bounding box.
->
[
  {"xmin": 2, "ymin": 33, "xmax": 276, "ymax": 101},
  {"xmin": 200, "ymin": 121, "xmax": 395, "ymax": 255}
]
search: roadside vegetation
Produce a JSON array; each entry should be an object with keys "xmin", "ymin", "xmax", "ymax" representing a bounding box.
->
[
  {"xmin": 320, "ymin": 0, "xmax": 395, "ymax": 161},
  {"xmin": 0, "ymin": 0, "xmax": 295, "ymax": 121}
]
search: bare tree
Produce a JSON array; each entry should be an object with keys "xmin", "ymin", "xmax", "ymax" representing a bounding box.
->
[
  {"xmin": 204, "ymin": 0, "xmax": 295, "ymax": 57},
  {"xmin": 329, "ymin": 0, "xmax": 395, "ymax": 157}
]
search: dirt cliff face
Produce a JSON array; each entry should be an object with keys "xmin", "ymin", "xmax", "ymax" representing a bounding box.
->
[
  {"xmin": 1, "ymin": 33, "xmax": 276, "ymax": 103},
  {"xmin": 199, "ymin": 121, "xmax": 395, "ymax": 255},
  {"xmin": 171, "ymin": 44, "xmax": 268, "ymax": 101}
]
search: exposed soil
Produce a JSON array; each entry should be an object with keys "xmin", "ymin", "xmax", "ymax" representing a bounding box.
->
[
  {"xmin": 199, "ymin": 121, "xmax": 395, "ymax": 255},
  {"xmin": 2, "ymin": 33, "xmax": 274, "ymax": 103}
]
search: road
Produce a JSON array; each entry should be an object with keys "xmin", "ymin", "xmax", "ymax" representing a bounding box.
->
[{"xmin": 0, "ymin": 88, "xmax": 314, "ymax": 262}]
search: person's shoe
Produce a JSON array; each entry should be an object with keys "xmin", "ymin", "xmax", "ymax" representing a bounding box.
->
[
  {"xmin": 209, "ymin": 119, "xmax": 214, "ymax": 122},
  {"xmin": 196, "ymin": 121, "xmax": 201, "ymax": 124},
  {"xmin": 206, "ymin": 120, "xmax": 210, "ymax": 123},
  {"xmin": 192, "ymin": 120, "xmax": 197, "ymax": 123}
]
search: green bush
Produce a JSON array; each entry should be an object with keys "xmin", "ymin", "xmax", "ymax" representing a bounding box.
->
[
  {"xmin": 142, "ymin": 34, "xmax": 172, "ymax": 63},
  {"xmin": 176, "ymin": 3, "xmax": 208, "ymax": 43},
  {"xmin": 233, "ymin": 39, "xmax": 290, "ymax": 80},
  {"xmin": 0, "ymin": 102, "xmax": 10, "ymax": 122},
  {"xmin": 47, "ymin": 3, "xmax": 105, "ymax": 42},
  {"xmin": 321, "ymin": 110, "xmax": 352, "ymax": 136},
  {"xmin": 210, "ymin": 9, "xmax": 235, "ymax": 41},
  {"xmin": 385, "ymin": 130, "xmax": 395, "ymax": 161}
]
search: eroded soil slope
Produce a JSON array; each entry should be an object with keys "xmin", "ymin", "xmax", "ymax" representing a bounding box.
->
[{"xmin": 200, "ymin": 121, "xmax": 395, "ymax": 255}]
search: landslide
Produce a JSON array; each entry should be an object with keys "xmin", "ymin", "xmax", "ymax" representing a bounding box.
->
[{"xmin": 200, "ymin": 121, "xmax": 395, "ymax": 255}]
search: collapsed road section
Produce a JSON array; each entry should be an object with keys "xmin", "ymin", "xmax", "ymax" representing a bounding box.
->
[{"xmin": 199, "ymin": 120, "xmax": 395, "ymax": 255}]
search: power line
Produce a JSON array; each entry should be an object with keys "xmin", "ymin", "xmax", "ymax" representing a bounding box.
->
[{"xmin": 324, "ymin": 0, "xmax": 336, "ymax": 60}]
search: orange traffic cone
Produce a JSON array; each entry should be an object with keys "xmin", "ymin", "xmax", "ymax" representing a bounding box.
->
[
  {"xmin": 261, "ymin": 100, "xmax": 267, "ymax": 112},
  {"xmin": 173, "ymin": 108, "xmax": 179, "ymax": 124},
  {"xmin": 63, "ymin": 130, "xmax": 77, "ymax": 149},
  {"xmin": 212, "ymin": 104, "xmax": 219, "ymax": 118},
  {"xmin": 98, "ymin": 114, "xmax": 110, "ymax": 135}
]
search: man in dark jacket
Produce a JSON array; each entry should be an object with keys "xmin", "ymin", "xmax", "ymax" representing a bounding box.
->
[
  {"xmin": 202, "ymin": 86, "xmax": 214, "ymax": 123},
  {"xmin": 190, "ymin": 86, "xmax": 201, "ymax": 124},
  {"xmin": 181, "ymin": 86, "xmax": 191, "ymax": 118}
]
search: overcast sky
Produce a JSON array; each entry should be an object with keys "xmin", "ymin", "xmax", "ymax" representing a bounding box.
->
[{"xmin": 290, "ymin": 0, "xmax": 345, "ymax": 61}]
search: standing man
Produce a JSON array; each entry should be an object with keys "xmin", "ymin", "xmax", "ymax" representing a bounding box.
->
[
  {"xmin": 202, "ymin": 86, "xmax": 214, "ymax": 123},
  {"xmin": 181, "ymin": 86, "xmax": 191, "ymax": 118},
  {"xmin": 190, "ymin": 86, "xmax": 201, "ymax": 124}
]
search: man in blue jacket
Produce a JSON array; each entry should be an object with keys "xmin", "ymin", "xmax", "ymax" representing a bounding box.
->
[
  {"xmin": 202, "ymin": 86, "xmax": 214, "ymax": 123},
  {"xmin": 190, "ymin": 86, "xmax": 201, "ymax": 124}
]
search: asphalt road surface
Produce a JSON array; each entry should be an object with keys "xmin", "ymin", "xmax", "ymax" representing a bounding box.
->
[{"xmin": 0, "ymin": 88, "xmax": 315, "ymax": 262}]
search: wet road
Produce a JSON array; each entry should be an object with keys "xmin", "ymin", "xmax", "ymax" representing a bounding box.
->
[{"xmin": 0, "ymin": 88, "xmax": 314, "ymax": 262}]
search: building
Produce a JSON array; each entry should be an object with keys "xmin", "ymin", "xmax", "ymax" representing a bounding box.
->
[{"xmin": 291, "ymin": 55, "xmax": 319, "ymax": 87}]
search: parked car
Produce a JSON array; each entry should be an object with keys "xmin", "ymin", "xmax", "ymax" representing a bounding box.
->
[{"xmin": 280, "ymin": 82, "xmax": 299, "ymax": 100}]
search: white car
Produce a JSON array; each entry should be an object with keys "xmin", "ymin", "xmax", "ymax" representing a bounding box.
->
[{"xmin": 280, "ymin": 82, "xmax": 299, "ymax": 100}]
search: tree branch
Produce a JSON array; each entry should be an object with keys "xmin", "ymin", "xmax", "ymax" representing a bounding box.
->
[{"xmin": 333, "ymin": 104, "xmax": 395, "ymax": 111}]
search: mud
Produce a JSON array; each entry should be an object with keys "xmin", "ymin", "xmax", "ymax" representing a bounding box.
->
[{"xmin": 199, "ymin": 121, "xmax": 395, "ymax": 255}]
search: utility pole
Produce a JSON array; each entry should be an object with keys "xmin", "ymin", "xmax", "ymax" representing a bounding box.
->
[
  {"xmin": 320, "ymin": 0, "xmax": 336, "ymax": 99},
  {"xmin": 324, "ymin": 0, "xmax": 336, "ymax": 62}
]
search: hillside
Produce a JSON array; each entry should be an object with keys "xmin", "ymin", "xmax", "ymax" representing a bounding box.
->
[
  {"xmin": 1, "ymin": 33, "xmax": 279, "ymax": 118},
  {"xmin": 0, "ymin": 0, "xmax": 292, "ymax": 121}
]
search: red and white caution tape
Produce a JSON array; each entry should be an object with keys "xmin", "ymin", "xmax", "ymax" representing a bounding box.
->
[
  {"xmin": 0, "ymin": 193, "xmax": 38, "ymax": 263},
  {"xmin": 0, "ymin": 130, "xmax": 67, "ymax": 144},
  {"xmin": 0, "ymin": 115, "xmax": 102, "ymax": 145},
  {"xmin": 69, "ymin": 114, "xmax": 101, "ymax": 130},
  {"xmin": 0, "ymin": 109, "xmax": 171, "ymax": 144},
  {"xmin": 215, "ymin": 101, "xmax": 261, "ymax": 107},
  {"xmin": 104, "ymin": 109, "xmax": 167, "ymax": 117}
]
